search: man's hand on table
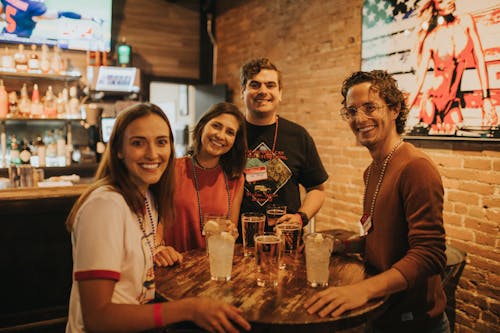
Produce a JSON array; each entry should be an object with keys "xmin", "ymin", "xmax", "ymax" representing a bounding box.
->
[{"xmin": 304, "ymin": 283, "xmax": 370, "ymax": 317}]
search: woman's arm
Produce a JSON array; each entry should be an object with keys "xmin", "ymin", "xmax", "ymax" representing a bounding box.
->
[{"xmin": 79, "ymin": 280, "xmax": 251, "ymax": 332}]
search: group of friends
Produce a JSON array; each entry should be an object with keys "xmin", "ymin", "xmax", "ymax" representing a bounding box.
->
[{"xmin": 65, "ymin": 57, "xmax": 449, "ymax": 333}]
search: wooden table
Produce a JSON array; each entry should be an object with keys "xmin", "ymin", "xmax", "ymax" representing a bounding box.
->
[{"xmin": 155, "ymin": 245, "xmax": 387, "ymax": 333}]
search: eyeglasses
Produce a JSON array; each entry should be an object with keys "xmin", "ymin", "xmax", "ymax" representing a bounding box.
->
[{"xmin": 340, "ymin": 103, "xmax": 386, "ymax": 121}]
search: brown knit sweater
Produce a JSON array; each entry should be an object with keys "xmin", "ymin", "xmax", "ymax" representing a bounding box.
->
[{"xmin": 363, "ymin": 142, "xmax": 447, "ymax": 330}]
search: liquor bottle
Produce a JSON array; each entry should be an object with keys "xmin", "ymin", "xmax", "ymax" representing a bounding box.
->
[
  {"xmin": 55, "ymin": 128, "xmax": 66, "ymax": 159},
  {"xmin": 1, "ymin": 47, "xmax": 14, "ymax": 69},
  {"xmin": 40, "ymin": 44, "xmax": 50, "ymax": 73},
  {"xmin": 19, "ymin": 138, "xmax": 32, "ymax": 164},
  {"xmin": 9, "ymin": 135, "xmax": 21, "ymax": 165},
  {"xmin": 28, "ymin": 45, "xmax": 40, "ymax": 72},
  {"xmin": 43, "ymin": 85, "xmax": 57, "ymax": 118},
  {"xmin": 14, "ymin": 44, "xmax": 28, "ymax": 72},
  {"xmin": 30, "ymin": 84, "xmax": 43, "ymax": 118},
  {"xmin": 117, "ymin": 37, "xmax": 132, "ymax": 67},
  {"xmin": 68, "ymin": 86, "xmax": 80, "ymax": 118},
  {"xmin": 18, "ymin": 83, "xmax": 31, "ymax": 118},
  {"xmin": 51, "ymin": 46, "xmax": 63, "ymax": 74},
  {"xmin": 34, "ymin": 135, "xmax": 46, "ymax": 167},
  {"xmin": 0, "ymin": 79, "xmax": 8, "ymax": 118},
  {"xmin": 8, "ymin": 91, "xmax": 18, "ymax": 118},
  {"xmin": 45, "ymin": 130, "xmax": 57, "ymax": 160},
  {"xmin": 56, "ymin": 89, "xmax": 67, "ymax": 118}
]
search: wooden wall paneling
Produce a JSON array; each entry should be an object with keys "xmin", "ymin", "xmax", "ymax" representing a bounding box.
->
[{"xmin": 116, "ymin": 0, "xmax": 201, "ymax": 79}]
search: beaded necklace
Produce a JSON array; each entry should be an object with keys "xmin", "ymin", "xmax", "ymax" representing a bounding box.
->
[
  {"xmin": 137, "ymin": 193, "xmax": 157, "ymax": 288},
  {"xmin": 191, "ymin": 156, "xmax": 231, "ymax": 233},
  {"xmin": 363, "ymin": 140, "xmax": 403, "ymax": 221}
]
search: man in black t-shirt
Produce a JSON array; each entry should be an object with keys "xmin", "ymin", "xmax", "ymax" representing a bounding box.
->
[{"xmin": 239, "ymin": 58, "xmax": 328, "ymax": 230}]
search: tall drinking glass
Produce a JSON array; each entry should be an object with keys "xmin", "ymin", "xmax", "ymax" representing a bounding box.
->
[
  {"xmin": 241, "ymin": 212, "xmax": 265, "ymax": 257},
  {"xmin": 304, "ymin": 232, "xmax": 334, "ymax": 287},
  {"xmin": 275, "ymin": 222, "xmax": 302, "ymax": 269},
  {"xmin": 254, "ymin": 233, "xmax": 281, "ymax": 287},
  {"xmin": 204, "ymin": 217, "xmax": 237, "ymax": 281},
  {"xmin": 203, "ymin": 214, "xmax": 230, "ymax": 255}
]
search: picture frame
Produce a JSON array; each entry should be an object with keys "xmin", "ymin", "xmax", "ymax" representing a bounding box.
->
[{"xmin": 361, "ymin": 0, "xmax": 500, "ymax": 141}]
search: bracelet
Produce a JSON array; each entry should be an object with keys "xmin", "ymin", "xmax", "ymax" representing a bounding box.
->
[
  {"xmin": 153, "ymin": 303, "xmax": 164, "ymax": 328},
  {"xmin": 483, "ymin": 89, "xmax": 491, "ymax": 99},
  {"xmin": 296, "ymin": 211, "xmax": 309, "ymax": 226}
]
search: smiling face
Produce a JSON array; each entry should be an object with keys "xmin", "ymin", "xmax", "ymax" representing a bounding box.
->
[
  {"xmin": 199, "ymin": 113, "xmax": 239, "ymax": 160},
  {"xmin": 434, "ymin": 0, "xmax": 455, "ymax": 16},
  {"xmin": 118, "ymin": 113, "xmax": 172, "ymax": 193},
  {"xmin": 241, "ymin": 69, "xmax": 282, "ymax": 124},
  {"xmin": 345, "ymin": 82, "xmax": 398, "ymax": 152}
]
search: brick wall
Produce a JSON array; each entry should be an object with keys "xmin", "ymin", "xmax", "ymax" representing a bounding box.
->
[{"xmin": 215, "ymin": 1, "xmax": 499, "ymax": 332}]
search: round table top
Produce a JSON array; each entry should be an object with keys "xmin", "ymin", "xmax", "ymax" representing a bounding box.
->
[{"xmin": 155, "ymin": 245, "xmax": 387, "ymax": 333}]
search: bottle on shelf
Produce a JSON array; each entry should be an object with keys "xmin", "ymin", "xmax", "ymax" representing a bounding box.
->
[
  {"xmin": 0, "ymin": 79, "xmax": 8, "ymax": 118},
  {"xmin": 0, "ymin": 130, "xmax": 6, "ymax": 167},
  {"xmin": 55, "ymin": 128, "xmax": 66, "ymax": 159},
  {"xmin": 14, "ymin": 44, "xmax": 28, "ymax": 72},
  {"xmin": 56, "ymin": 88, "xmax": 68, "ymax": 118},
  {"xmin": 8, "ymin": 91, "xmax": 18, "ymax": 118},
  {"xmin": 40, "ymin": 44, "xmax": 50, "ymax": 73},
  {"xmin": 117, "ymin": 37, "xmax": 132, "ymax": 67},
  {"xmin": 44, "ymin": 129, "xmax": 57, "ymax": 166},
  {"xmin": 34, "ymin": 135, "xmax": 46, "ymax": 167},
  {"xmin": 28, "ymin": 45, "xmax": 40, "ymax": 72},
  {"xmin": 1, "ymin": 47, "xmax": 14, "ymax": 70},
  {"xmin": 9, "ymin": 134, "xmax": 21, "ymax": 165},
  {"xmin": 43, "ymin": 85, "xmax": 57, "ymax": 118},
  {"xmin": 51, "ymin": 46, "xmax": 63, "ymax": 74},
  {"xmin": 30, "ymin": 83, "xmax": 43, "ymax": 118},
  {"xmin": 68, "ymin": 86, "xmax": 80, "ymax": 118},
  {"xmin": 18, "ymin": 83, "xmax": 31, "ymax": 118},
  {"xmin": 19, "ymin": 138, "xmax": 32, "ymax": 165}
]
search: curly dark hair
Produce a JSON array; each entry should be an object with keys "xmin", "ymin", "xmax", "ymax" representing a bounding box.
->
[
  {"xmin": 341, "ymin": 70, "xmax": 409, "ymax": 134},
  {"xmin": 240, "ymin": 57, "xmax": 282, "ymax": 89}
]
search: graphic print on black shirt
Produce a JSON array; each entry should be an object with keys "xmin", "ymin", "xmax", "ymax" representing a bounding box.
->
[{"xmin": 244, "ymin": 142, "xmax": 291, "ymax": 206}]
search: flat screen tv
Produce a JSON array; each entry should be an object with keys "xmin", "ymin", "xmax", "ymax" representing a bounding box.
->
[{"xmin": 0, "ymin": 0, "xmax": 112, "ymax": 51}]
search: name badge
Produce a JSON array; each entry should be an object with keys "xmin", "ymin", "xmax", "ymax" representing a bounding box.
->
[
  {"xmin": 359, "ymin": 213, "xmax": 372, "ymax": 235},
  {"xmin": 245, "ymin": 166, "xmax": 268, "ymax": 182}
]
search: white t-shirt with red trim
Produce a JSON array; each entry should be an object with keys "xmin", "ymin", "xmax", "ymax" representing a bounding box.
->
[{"xmin": 66, "ymin": 186, "xmax": 157, "ymax": 332}]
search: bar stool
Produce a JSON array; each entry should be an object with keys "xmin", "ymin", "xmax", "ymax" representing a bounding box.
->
[{"xmin": 443, "ymin": 244, "xmax": 466, "ymax": 333}]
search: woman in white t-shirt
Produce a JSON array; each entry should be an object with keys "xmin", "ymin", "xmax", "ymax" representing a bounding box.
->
[{"xmin": 65, "ymin": 103, "xmax": 251, "ymax": 332}]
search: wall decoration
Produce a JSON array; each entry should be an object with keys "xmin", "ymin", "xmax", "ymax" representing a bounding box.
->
[{"xmin": 361, "ymin": 0, "xmax": 500, "ymax": 139}]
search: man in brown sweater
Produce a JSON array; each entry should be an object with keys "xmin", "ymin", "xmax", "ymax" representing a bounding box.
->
[{"xmin": 305, "ymin": 70, "xmax": 449, "ymax": 333}]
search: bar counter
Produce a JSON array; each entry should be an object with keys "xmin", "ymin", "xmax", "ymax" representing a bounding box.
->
[
  {"xmin": 0, "ymin": 178, "xmax": 92, "ymax": 329},
  {"xmin": 0, "ymin": 183, "xmax": 88, "ymax": 204}
]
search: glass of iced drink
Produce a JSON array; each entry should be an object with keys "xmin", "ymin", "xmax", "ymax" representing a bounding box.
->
[
  {"xmin": 204, "ymin": 218, "xmax": 237, "ymax": 281},
  {"xmin": 202, "ymin": 214, "xmax": 231, "ymax": 255},
  {"xmin": 304, "ymin": 232, "xmax": 334, "ymax": 287},
  {"xmin": 241, "ymin": 212, "xmax": 265, "ymax": 256},
  {"xmin": 266, "ymin": 204, "xmax": 287, "ymax": 227},
  {"xmin": 254, "ymin": 233, "xmax": 281, "ymax": 287}
]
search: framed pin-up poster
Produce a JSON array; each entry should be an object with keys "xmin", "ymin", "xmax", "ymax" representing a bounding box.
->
[{"xmin": 361, "ymin": 0, "xmax": 500, "ymax": 140}]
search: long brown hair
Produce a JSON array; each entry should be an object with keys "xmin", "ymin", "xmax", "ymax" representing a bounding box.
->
[{"xmin": 66, "ymin": 103, "xmax": 176, "ymax": 231}]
